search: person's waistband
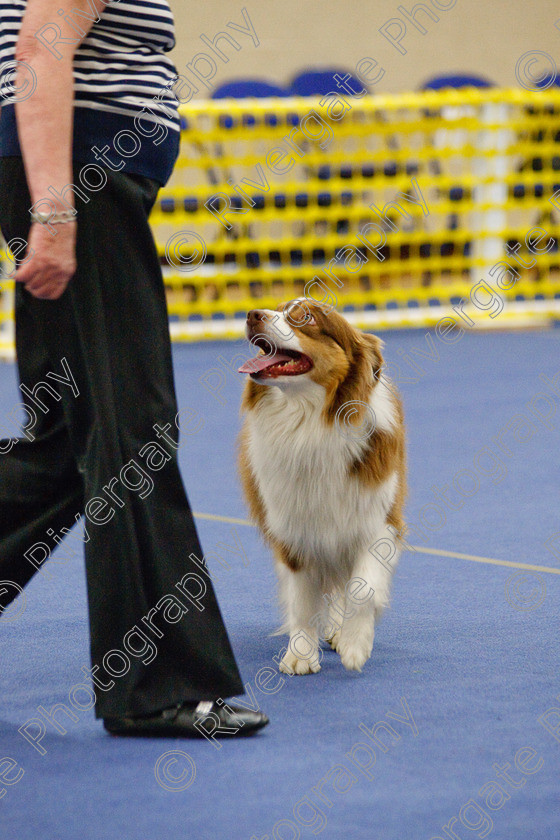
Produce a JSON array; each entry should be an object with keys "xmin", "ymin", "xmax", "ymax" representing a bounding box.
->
[{"xmin": 0, "ymin": 105, "xmax": 180, "ymax": 187}]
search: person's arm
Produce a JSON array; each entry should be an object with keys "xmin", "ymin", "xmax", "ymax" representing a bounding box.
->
[{"xmin": 13, "ymin": 0, "xmax": 108, "ymax": 299}]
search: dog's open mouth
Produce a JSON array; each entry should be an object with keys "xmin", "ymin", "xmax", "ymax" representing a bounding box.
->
[{"xmin": 238, "ymin": 338, "xmax": 313, "ymax": 378}]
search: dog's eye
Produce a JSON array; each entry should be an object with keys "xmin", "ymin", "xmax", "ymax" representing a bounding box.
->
[
  {"xmin": 283, "ymin": 301, "xmax": 317, "ymax": 328},
  {"xmin": 295, "ymin": 312, "xmax": 316, "ymax": 327}
]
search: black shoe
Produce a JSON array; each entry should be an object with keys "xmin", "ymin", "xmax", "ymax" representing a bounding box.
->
[{"xmin": 103, "ymin": 700, "xmax": 269, "ymax": 739}]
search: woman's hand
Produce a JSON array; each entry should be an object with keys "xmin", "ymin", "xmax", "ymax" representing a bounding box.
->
[{"xmin": 14, "ymin": 221, "xmax": 77, "ymax": 300}]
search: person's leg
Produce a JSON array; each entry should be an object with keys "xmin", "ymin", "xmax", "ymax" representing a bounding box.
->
[
  {"xmin": 0, "ymin": 160, "xmax": 84, "ymax": 607},
  {"xmin": 0, "ymin": 349, "xmax": 85, "ymax": 601},
  {"xmin": 1, "ymin": 158, "xmax": 244, "ymax": 717}
]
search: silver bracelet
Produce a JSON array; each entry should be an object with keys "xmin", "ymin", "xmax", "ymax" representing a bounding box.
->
[{"xmin": 29, "ymin": 209, "xmax": 77, "ymax": 225}]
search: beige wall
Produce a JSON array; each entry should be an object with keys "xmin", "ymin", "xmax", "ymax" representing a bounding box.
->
[{"xmin": 167, "ymin": 0, "xmax": 560, "ymax": 96}]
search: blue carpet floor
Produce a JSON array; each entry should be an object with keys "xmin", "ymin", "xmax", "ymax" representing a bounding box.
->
[{"xmin": 0, "ymin": 328, "xmax": 559, "ymax": 840}]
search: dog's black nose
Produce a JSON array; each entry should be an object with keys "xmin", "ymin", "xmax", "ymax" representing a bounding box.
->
[{"xmin": 247, "ymin": 309, "xmax": 267, "ymax": 326}]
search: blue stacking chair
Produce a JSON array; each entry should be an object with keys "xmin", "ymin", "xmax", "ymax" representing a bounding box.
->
[
  {"xmin": 211, "ymin": 80, "xmax": 291, "ymax": 128},
  {"xmin": 212, "ymin": 80, "xmax": 291, "ymax": 100},
  {"xmin": 204, "ymin": 80, "xmax": 294, "ymax": 252},
  {"xmin": 421, "ymin": 74, "xmax": 493, "ymax": 90},
  {"xmin": 290, "ymin": 69, "xmax": 367, "ymax": 97},
  {"xmin": 290, "ymin": 69, "xmax": 372, "ymax": 203}
]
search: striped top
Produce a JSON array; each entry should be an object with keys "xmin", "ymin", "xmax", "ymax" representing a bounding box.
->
[{"xmin": 0, "ymin": 0, "xmax": 181, "ymax": 184}]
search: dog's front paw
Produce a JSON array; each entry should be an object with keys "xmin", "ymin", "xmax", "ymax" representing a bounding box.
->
[
  {"xmin": 325, "ymin": 629, "xmax": 341, "ymax": 652},
  {"xmin": 338, "ymin": 638, "xmax": 372, "ymax": 672},
  {"xmin": 279, "ymin": 649, "xmax": 321, "ymax": 675}
]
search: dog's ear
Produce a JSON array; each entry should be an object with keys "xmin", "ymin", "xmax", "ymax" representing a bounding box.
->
[{"xmin": 361, "ymin": 333, "xmax": 385, "ymax": 380}]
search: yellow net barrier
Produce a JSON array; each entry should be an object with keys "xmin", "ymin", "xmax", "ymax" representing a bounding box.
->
[
  {"xmin": 2, "ymin": 87, "xmax": 560, "ymax": 354},
  {"xmin": 154, "ymin": 87, "xmax": 560, "ymax": 339}
]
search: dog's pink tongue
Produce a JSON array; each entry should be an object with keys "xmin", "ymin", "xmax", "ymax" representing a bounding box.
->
[{"xmin": 238, "ymin": 351, "xmax": 294, "ymax": 374}]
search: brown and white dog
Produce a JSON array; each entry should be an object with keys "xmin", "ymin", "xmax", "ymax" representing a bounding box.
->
[{"xmin": 238, "ymin": 300, "xmax": 406, "ymax": 675}]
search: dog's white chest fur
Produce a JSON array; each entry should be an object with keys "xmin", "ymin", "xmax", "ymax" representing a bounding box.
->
[{"xmin": 245, "ymin": 381, "xmax": 397, "ymax": 566}]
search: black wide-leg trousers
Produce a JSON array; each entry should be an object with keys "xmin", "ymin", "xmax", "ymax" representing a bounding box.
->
[{"xmin": 0, "ymin": 157, "xmax": 243, "ymax": 717}]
